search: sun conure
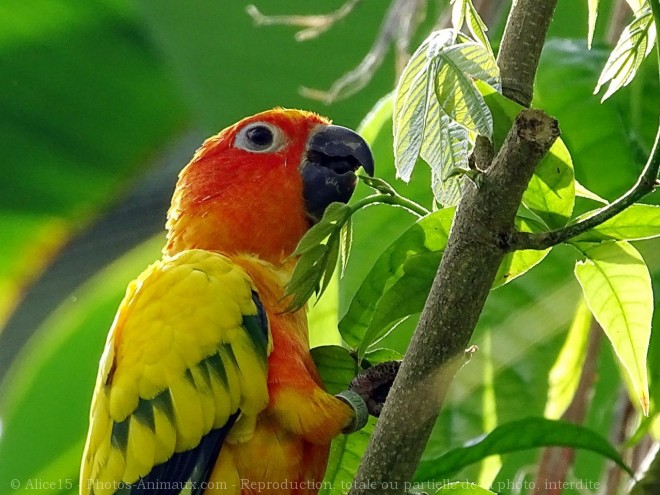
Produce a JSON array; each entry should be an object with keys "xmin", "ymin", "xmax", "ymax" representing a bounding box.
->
[{"xmin": 80, "ymin": 108, "xmax": 374, "ymax": 495}]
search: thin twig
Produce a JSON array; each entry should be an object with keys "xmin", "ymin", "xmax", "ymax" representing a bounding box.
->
[
  {"xmin": 505, "ymin": 120, "xmax": 660, "ymax": 252},
  {"xmin": 301, "ymin": 0, "xmax": 425, "ymax": 103},
  {"xmin": 246, "ymin": 0, "xmax": 362, "ymax": 41}
]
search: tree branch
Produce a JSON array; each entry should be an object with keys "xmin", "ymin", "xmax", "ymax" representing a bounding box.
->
[
  {"xmin": 505, "ymin": 127, "xmax": 660, "ymax": 251},
  {"xmin": 348, "ymin": 2, "xmax": 559, "ymax": 493},
  {"xmin": 496, "ymin": 0, "xmax": 558, "ymax": 107},
  {"xmin": 349, "ymin": 109, "xmax": 559, "ymax": 495}
]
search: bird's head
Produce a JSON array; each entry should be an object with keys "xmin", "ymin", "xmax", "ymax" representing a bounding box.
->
[{"xmin": 165, "ymin": 108, "xmax": 374, "ymax": 264}]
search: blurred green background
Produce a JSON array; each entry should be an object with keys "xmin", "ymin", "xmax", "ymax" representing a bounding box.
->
[{"xmin": 0, "ymin": 1, "xmax": 658, "ymax": 494}]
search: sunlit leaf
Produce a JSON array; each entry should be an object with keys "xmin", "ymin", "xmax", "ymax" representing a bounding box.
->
[
  {"xmin": 414, "ymin": 418, "xmax": 633, "ymax": 482},
  {"xmin": 575, "ymin": 180, "xmax": 608, "ymax": 204},
  {"xmin": 394, "ymin": 31, "xmax": 446, "ymax": 181},
  {"xmin": 466, "ymin": 0, "xmax": 492, "ymax": 55},
  {"xmin": 434, "ymin": 43, "xmax": 498, "ymax": 136},
  {"xmin": 342, "ymin": 93, "xmax": 435, "ymax": 326},
  {"xmin": 523, "ymin": 139, "xmax": 576, "ymax": 228},
  {"xmin": 451, "ymin": 0, "xmax": 492, "ymax": 56},
  {"xmin": 574, "ymin": 204, "xmax": 660, "ymax": 242},
  {"xmin": 393, "ymin": 30, "xmax": 499, "ymax": 206},
  {"xmin": 544, "ymin": 298, "xmax": 592, "ymax": 419},
  {"xmin": 625, "ymin": 0, "xmax": 646, "ymax": 15},
  {"xmin": 423, "ymin": 106, "xmax": 467, "ymax": 205},
  {"xmin": 595, "ymin": 5, "xmax": 656, "ymax": 101},
  {"xmin": 494, "ymin": 216, "xmax": 551, "ymax": 287},
  {"xmin": 574, "ymin": 241, "xmax": 652, "ymax": 414},
  {"xmin": 451, "ymin": 0, "xmax": 467, "ymax": 37},
  {"xmin": 477, "ymin": 333, "xmax": 501, "ymax": 488}
]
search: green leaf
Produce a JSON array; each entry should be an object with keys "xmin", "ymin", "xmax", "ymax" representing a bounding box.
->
[
  {"xmin": 339, "ymin": 208, "xmax": 455, "ymax": 349},
  {"xmin": 358, "ymin": 175, "xmax": 399, "ymax": 197},
  {"xmin": 341, "ymin": 93, "xmax": 434, "ymax": 329},
  {"xmin": 321, "ymin": 418, "xmax": 376, "ymax": 495},
  {"xmin": 414, "ymin": 418, "xmax": 633, "ymax": 482},
  {"xmin": 535, "ymin": 40, "xmax": 652, "ymax": 196},
  {"xmin": 393, "ymin": 30, "xmax": 499, "ymax": 206},
  {"xmin": 494, "ymin": 216, "xmax": 551, "ymax": 287},
  {"xmin": 588, "ymin": 0, "xmax": 600, "ymax": 49},
  {"xmin": 423, "ymin": 104, "xmax": 468, "ymax": 206},
  {"xmin": 625, "ymin": 0, "xmax": 645, "ymax": 12},
  {"xmin": 292, "ymin": 203, "xmax": 351, "ymax": 256},
  {"xmin": 435, "ymin": 483, "xmax": 496, "ymax": 494},
  {"xmin": 523, "ymin": 140, "xmax": 576, "ymax": 228},
  {"xmin": 310, "ymin": 344, "xmax": 372, "ymax": 493},
  {"xmin": 394, "ymin": 30, "xmax": 447, "ymax": 182},
  {"xmin": 287, "ymin": 203, "xmax": 352, "ymax": 310},
  {"xmin": 311, "ymin": 345, "xmax": 357, "ymax": 395},
  {"xmin": 342, "ymin": 208, "xmax": 550, "ymax": 357},
  {"xmin": 544, "ymin": 298, "xmax": 592, "ymax": 418},
  {"xmin": 339, "ymin": 217, "xmax": 353, "ymax": 277},
  {"xmin": 574, "ymin": 204, "xmax": 660, "ymax": 242},
  {"xmin": 575, "ymin": 180, "xmax": 608, "ymax": 204},
  {"xmin": 451, "ymin": 0, "xmax": 467, "ymax": 37},
  {"xmin": 476, "ymin": 332, "xmax": 501, "ymax": 488},
  {"xmin": 363, "ymin": 347, "xmax": 404, "ymax": 365},
  {"xmin": 595, "ymin": 4, "xmax": 655, "ymax": 101},
  {"xmin": 574, "ymin": 241, "xmax": 652, "ymax": 414},
  {"xmin": 450, "ymin": 0, "xmax": 492, "ymax": 56},
  {"xmin": 358, "ymin": 251, "xmax": 441, "ymax": 357},
  {"xmin": 477, "ymin": 81, "xmax": 575, "ymax": 228},
  {"xmin": 465, "ymin": 1, "xmax": 492, "ymax": 55}
]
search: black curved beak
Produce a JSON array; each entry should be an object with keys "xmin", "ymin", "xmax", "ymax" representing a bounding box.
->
[{"xmin": 301, "ymin": 125, "xmax": 375, "ymax": 223}]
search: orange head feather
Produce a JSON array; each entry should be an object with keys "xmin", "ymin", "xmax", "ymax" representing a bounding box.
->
[{"xmin": 165, "ymin": 108, "xmax": 373, "ymax": 265}]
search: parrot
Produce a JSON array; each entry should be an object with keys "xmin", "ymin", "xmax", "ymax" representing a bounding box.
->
[{"xmin": 80, "ymin": 108, "xmax": 375, "ymax": 495}]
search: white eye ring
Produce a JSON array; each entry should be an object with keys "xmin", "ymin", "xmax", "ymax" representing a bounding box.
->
[{"xmin": 234, "ymin": 122, "xmax": 285, "ymax": 153}]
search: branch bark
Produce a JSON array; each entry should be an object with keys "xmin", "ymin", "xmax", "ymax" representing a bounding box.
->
[
  {"xmin": 350, "ymin": 109, "xmax": 559, "ymax": 495},
  {"xmin": 348, "ymin": 2, "xmax": 560, "ymax": 494},
  {"xmin": 497, "ymin": 0, "xmax": 558, "ymax": 107}
]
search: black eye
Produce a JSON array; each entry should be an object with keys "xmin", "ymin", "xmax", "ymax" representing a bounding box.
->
[
  {"xmin": 234, "ymin": 122, "xmax": 283, "ymax": 153},
  {"xmin": 246, "ymin": 125, "xmax": 273, "ymax": 148}
]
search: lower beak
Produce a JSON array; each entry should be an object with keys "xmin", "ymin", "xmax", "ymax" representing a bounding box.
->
[{"xmin": 300, "ymin": 125, "xmax": 375, "ymax": 223}]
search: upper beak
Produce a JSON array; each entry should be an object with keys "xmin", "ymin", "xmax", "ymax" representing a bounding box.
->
[{"xmin": 300, "ymin": 125, "xmax": 375, "ymax": 223}]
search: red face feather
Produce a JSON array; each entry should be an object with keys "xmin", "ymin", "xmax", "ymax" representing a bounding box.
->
[
  {"xmin": 165, "ymin": 108, "xmax": 374, "ymax": 265},
  {"xmin": 165, "ymin": 109, "xmax": 330, "ymax": 264}
]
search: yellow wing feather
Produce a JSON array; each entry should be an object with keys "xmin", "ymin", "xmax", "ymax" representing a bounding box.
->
[{"xmin": 80, "ymin": 250, "xmax": 271, "ymax": 495}]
